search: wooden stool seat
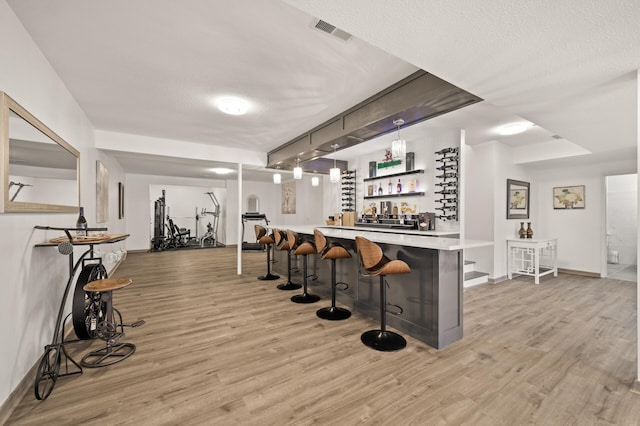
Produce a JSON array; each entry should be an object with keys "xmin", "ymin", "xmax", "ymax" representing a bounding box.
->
[
  {"xmin": 273, "ymin": 229, "xmax": 301, "ymax": 291},
  {"xmin": 258, "ymin": 235, "xmax": 275, "ymax": 245},
  {"xmin": 290, "ymin": 236, "xmax": 320, "ymax": 304},
  {"xmin": 295, "ymin": 241, "xmax": 316, "ymax": 256},
  {"xmin": 84, "ymin": 277, "xmax": 133, "ymax": 292},
  {"xmin": 255, "ymin": 225, "xmax": 279, "ymax": 281},
  {"xmin": 314, "ymin": 229, "xmax": 351, "ymax": 320},
  {"xmin": 321, "ymin": 245, "xmax": 351, "ymax": 260}
]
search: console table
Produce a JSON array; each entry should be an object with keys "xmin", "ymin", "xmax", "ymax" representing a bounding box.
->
[{"xmin": 507, "ymin": 238, "xmax": 558, "ymax": 284}]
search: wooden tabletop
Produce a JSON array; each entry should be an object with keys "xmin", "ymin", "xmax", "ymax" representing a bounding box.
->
[
  {"xmin": 84, "ymin": 277, "xmax": 133, "ymax": 292},
  {"xmin": 35, "ymin": 233, "xmax": 130, "ymax": 247}
]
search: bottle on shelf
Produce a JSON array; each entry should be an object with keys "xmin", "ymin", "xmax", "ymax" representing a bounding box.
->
[
  {"xmin": 388, "ymin": 180, "xmax": 392, "ymax": 194},
  {"xmin": 436, "ymin": 172, "xmax": 458, "ymax": 179},
  {"xmin": 397, "ymin": 179, "xmax": 402, "ymax": 193},
  {"xmin": 435, "ymin": 147, "xmax": 457, "ymax": 155},
  {"xmin": 435, "ymin": 189, "xmax": 457, "ymax": 195},
  {"xmin": 377, "ymin": 183, "xmax": 383, "ymax": 196},
  {"xmin": 435, "ymin": 165, "xmax": 458, "ymax": 171},
  {"xmin": 392, "ymin": 203, "xmax": 398, "ymax": 218},
  {"xmin": 76, "ymin": 206, "xmax": 88, "ymax": 237}
]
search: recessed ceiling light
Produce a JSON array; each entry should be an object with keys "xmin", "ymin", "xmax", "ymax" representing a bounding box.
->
[
  {"xmin": 216, "ymin": 97, "xmax": 249, "ymax": 115},
  {"xmin": 498, "ymin": 122, "xmax": 533, "ymax": 136},
  {"xmin": 209, "ymin": 167, "xmax": 235, "ymax": 175}
]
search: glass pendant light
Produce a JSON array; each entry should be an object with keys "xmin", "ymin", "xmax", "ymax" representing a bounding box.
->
[
  {"xmin": 293, "ymin": 158, "xmax": 302, "ymax": 180},
  {"xmin": 329, "ymin": 144, "xmax": 341, "ymax": 183},
  {"xmin": 311, "ymin": 176, "xmax": 320, "ymax": 187},
  {"xmin": 273, "ymin": 172, "xmax": 281, "ymax": 184},
  {"xmin": 391, "ymin": 118, "xmax": 406, "ymax": 159}
]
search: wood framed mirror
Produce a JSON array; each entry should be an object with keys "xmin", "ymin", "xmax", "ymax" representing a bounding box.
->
[{"xmin": 1, "ymin": 92, "xmax": 79, "ymax": 213}]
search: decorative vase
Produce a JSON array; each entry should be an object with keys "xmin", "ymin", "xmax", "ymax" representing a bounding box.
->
[
  {"xmin": 518, "ymin": 222, "xmax": 526, "ymax": 239},
  {"xmin": 526, "ymin": 222, "xmax": 533, "ymax": 239}
]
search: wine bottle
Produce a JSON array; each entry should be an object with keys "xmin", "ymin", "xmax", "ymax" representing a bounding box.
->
[
  {"xmin": 76, "ymin": 206, "xmax": 88, "ymax": 237},
  {"xmin": 397, "ymin": 179, "xmax": 402, "ymax": 193},
  {"xmin": 436, "ymin": 172, "xmax": 458, "ymax": 179},
  {"xmin": 435, "ymin": 147, "xmax": 457, "ymax": 155},
  {"xmin": 388, "ymin": 180, "xmax": 392, "ymax": 194},
  {"xmin": 377, "ymin": 183, "xmax": 383, "ymax": 196},
  {"xmin": 435, "ymin": 189, "xmax": 457, "ymax": 195}
]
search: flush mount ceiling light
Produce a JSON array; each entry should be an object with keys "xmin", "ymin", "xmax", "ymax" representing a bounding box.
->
[
  {"xmin": 329, "ymin": 144, "xmax": 341, "ymax": 183},
  {"xmin": 216, "ymin": 97, "xmax": 249, "ymax": 115},
  {"xmin": 311, "ymin": 176, "xmax": 320, "ymax": 187},
  {"xmin": 391, "ymin": 118, "xmax": 406, "ymax": 159},
  {"xmin": 498, "ymin": 122, "xmax": 532, "ymax": 136},
  {"xmin": 293, "ymin": 158, "xmax": 302, "ymax": 180},
  {"xmin": 208, "ymin": 167, "xmax": 234, "ymax": 175}
]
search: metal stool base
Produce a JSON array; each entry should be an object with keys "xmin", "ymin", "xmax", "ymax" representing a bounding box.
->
[
  {"xmin": 277, "ymin": 281, "xmax": 302, "ymax": 291},
  {"xmin": 258, "ymin": 273, "xmax": 280, "ymax": 281},
  {"xmin": 80, "ymin": 343, "xmax": 136, "ymax": 368},
  {"xmin": 316, "ymin": 306, "xmax": 351, "ymax": 321},
  {"xmin": 361, "ymin": 330, "xmax": 406, "ymax": 352},
  {"xmin": 291, "ymin": 293, "xmax": 320, "ymax": 304}
]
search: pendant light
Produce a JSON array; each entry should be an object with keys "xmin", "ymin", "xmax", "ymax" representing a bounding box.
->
[
  {"xmin": 311, "ymin": 176, "xmax": 320, "ymax": 187},
  {"xmin": 273, "ymin": 172, "xmax": 281, "ymax": 184},
  {"xmin": 293, "ymin": 158, "xmax": 302, "ymax": 180},
  {"xmin": 329, "ymin": 144, "xmax": 341, "ymax": 183},
  {"xmin": 391, "ymin": 118, "xmax": 406, "ymax": 159}
]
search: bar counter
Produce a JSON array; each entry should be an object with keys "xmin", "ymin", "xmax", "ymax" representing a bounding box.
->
[{"xmin": 268, "ymin": 225, "xmax": 492, "ymax": 349}]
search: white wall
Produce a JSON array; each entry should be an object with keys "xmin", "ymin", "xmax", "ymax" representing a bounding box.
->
[
  {"xmin": 606, "ymin": 174, "xmax": 638, "ymax": 265},
  {"xmin": 0, "ymin": 0, "xmax": 125, "ymax": 408}
]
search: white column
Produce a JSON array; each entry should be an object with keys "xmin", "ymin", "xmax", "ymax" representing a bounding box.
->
[
  {"xmin": 635, "ymin": 69, "xmax": 640, "ymax": 382},
  {"xmin": 237, "ymin": 162, "xmax": 243, "ymax": 275},
  {"xmin": 459, "ymin": 129, "xmax": 465, "ymax": 241}
]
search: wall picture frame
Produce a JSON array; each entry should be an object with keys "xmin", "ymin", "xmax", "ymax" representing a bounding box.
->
[
  {"xmin": 281, "ymin": 181, "xmax": 296, "ymax": 214},
  {"xmin": 553, "ymin": 185, "xmax": 585, "ymax": 209},
  {"xmin": 118, "ymin": 182, "xmax": 124, "ymax": 219},
  {"xmin": 507, "ymin": 179, "xmax": 530, "ymax": 219},
  {"xmin": 96, "ymin": 160, "xmax": 109, "ymax": 222}
]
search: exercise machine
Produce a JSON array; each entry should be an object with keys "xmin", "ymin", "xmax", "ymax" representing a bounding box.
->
[
  {"xmin": 241, "ymin": 212, "xmax": 269, "ymax": 251},
  {"xmin": 200, "ymin": 192, "xmax": 220, "ymax": 247}
]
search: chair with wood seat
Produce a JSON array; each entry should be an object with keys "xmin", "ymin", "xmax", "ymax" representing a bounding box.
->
[
  {"xmin": 287, "ymin": 229, "xmax": 320, "ymax": 304},
  {"xmin": 254, "ymin": 225, "xmax": 279, "ymax": 281},
  {"xmin": 314, "ymin": 229, "xmax": 352, "ymax": 320},
  {"xmin": 80, "ymin": 277, "xmax": 136, "ymax": 367},
  {"xmin": 273, "ymin": 228, "xmax": 301, "ymax": 291},
  {"xmin": 355, "ymin": 236, "xmax": 411, "ymax": 352}
]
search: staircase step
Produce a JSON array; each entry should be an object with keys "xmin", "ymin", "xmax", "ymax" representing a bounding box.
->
[
  {"xmin": 464, "ymin": 271, "xmax": 489, "ymax": 287},
  {"xmin": 464, "ymin": 260, "xmax": 475, "ymax": 273}
]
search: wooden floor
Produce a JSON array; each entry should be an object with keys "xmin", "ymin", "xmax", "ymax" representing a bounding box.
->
[{"xmin": 6, "ymin": 248, "xmax": 640, "ymax": 425}]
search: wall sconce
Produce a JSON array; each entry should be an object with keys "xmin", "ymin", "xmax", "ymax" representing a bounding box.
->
[
  {"xmin": 311, "ymin": 176, "xmax": 320, "ymax": 187},
  {"xmin": 329, "ymin": 144, "xmax": 341, "ymax": 183},
  {"xmin": 273, "ymin": 172, "xmax": 281, "ymax": 184},
  {"xmin": 391, "ymin": 118, "xmax": 406, "ymax": 159},
  {"xmin": 293, "ymin": 158, "xmax": 302, "ymax": 180}
]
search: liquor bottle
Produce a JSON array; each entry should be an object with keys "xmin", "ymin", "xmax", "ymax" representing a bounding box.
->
[
  {"xmin": 76, "ymin": 206, "xmax": 87, "ymax": 237},
  {"xmin": 377, "ymin": 183, "xmax": 383, "ymax": 196},
  {"xmin": 392, "ymin": 203, "xmax": 398, "ymax": 218},
  {"xmin": 397, "ymin": 179, "xmax": 402, "ymax": 193},
  {"xmin": 388, "ymin": 180, "xmax": 392, "ymax": 194}
]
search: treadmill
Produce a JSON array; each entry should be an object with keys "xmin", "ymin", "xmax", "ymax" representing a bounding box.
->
[{"xmin": 241, "ymin": 212, "xmax": 269, "ymax": 251}]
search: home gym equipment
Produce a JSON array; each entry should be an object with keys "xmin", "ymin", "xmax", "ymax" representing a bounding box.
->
[
  {"xmin": 241, "ymin": 212, "xmax": 269, "ymax": 251},
  {"xmin": 199, "ymin": 191, "xmax": 220, "ymax": 247}
]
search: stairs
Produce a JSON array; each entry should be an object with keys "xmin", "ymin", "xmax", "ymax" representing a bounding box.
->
[{"xmin": 464, "ymin": 260, "xmax": 489, "ymax": 287}]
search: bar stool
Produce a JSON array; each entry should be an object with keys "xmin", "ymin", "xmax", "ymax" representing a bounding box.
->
[
  {"xmin": 254, "ymin": 224, "xmax": 279, "ymax": 281},
  {"xmin": 288, "ymin": 230, "xmax": 320, "ymax": 304},
  {"xmin": 80, "ymin": 277, "xmax": 136, "ymax": 367},
  {"xmin": 273, "ymin": 228, "xmax": 301, "ymax": 291},
  {"xmin": 355, "ymin": 236, "xmax": 410, "ymax": 352},
  {"xmin": 314, "ymin": 229, "xmax": 351, "ymax": 320}
]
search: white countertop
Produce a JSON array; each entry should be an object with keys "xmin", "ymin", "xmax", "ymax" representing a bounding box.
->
[{"xmin": 269, "ymin": 224, "xmax": 493, "ymax": 251}]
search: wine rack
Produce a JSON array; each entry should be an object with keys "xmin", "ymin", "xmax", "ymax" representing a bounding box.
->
[
  {"xmin": 434, "ymin": 147, "xmax": 458, "ymax": 221},
  {"xmin": 341, "ymin": 170, "xmax": 356, "ymax": 213}
]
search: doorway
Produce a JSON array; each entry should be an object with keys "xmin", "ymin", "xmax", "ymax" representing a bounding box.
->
[{"xmin": 605, "ymin": 174, "xmax": 637, "ymax": 281}]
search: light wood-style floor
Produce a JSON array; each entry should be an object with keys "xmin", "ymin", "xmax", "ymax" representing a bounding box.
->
[{"xmin": 6, "ymin": 247, "xmax": 640, "ymax": 425}]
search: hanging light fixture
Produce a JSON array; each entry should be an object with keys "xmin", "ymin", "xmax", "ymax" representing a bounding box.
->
[
  {"xmin": 391, "ymin": 118, "xmax": 406, "ymax": 159},
  {"xmin": 329, "ymin": 144, "xmax": 341, "ymax": 183},
  {"xmin": 273, "ymin": 172, "xmax": 281, "ymax": 184},
  {"xmin": 293, "ymin": 158, "xmax": 302, "ymax": 180},
  {"xmin": 311, "ymin": 176, "xmax": 320, "ymax": 187}
]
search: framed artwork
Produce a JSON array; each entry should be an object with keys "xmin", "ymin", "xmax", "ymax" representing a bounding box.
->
[
  {"xmin": 118, "ymin": 182, "xmax": 125, "ymax": 219},
  {"xmin": 96, "ymin": 161, "xmax": 109, "ymax": 222},
  {"xmin": 507, "ymin": 179, "xmax": 530, "ymax": 219},
  {"xmin": 553, "ymin": 185, "xmax": 585, "ymax": 209},
  {"xmin": 281, "ymin": 181, "xmax": 296, "ymax": 214}
]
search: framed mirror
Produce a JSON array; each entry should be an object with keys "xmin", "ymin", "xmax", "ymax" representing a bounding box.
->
[
  {"xmin": 1, "ymin": 92, "xmax": 79, "ymax": 213},
  {"xmin": 506, "ymin": 179, "xmax": 530, "ymax": 219}
]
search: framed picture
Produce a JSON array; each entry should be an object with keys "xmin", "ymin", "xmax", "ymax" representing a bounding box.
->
[
  {"xmin": 118, "ymin": 182, "xmax": 125, "ymax": 219},
  {"xmin": 281, "ymin": 181, "xmax": 296, "ymax": 214},
  {"xmin": 96, "ymin": 161, "xmax": 109, "ymax": 222},
  {"xmin": 507, "ymin": 179, "xmax": 530, "ymax": 219},
  {"xmin": 553, "ymin": 185, "xmax": 585, "ymax": 209}
]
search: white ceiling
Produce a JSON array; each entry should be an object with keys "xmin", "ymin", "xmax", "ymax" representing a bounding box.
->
[{"xmin": 7, "ymin": 0, "xmax": 640, "ymax": 182}]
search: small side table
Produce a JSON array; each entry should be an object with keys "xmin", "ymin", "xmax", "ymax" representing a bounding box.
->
[{"xmin": 507, "ymin": 238, "xmax": 558, "ymax": 284}]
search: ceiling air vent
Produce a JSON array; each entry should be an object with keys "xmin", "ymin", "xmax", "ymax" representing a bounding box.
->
[{"xmin": 314, "ymin": 19, "xmax": 352, "ymax": 41}]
